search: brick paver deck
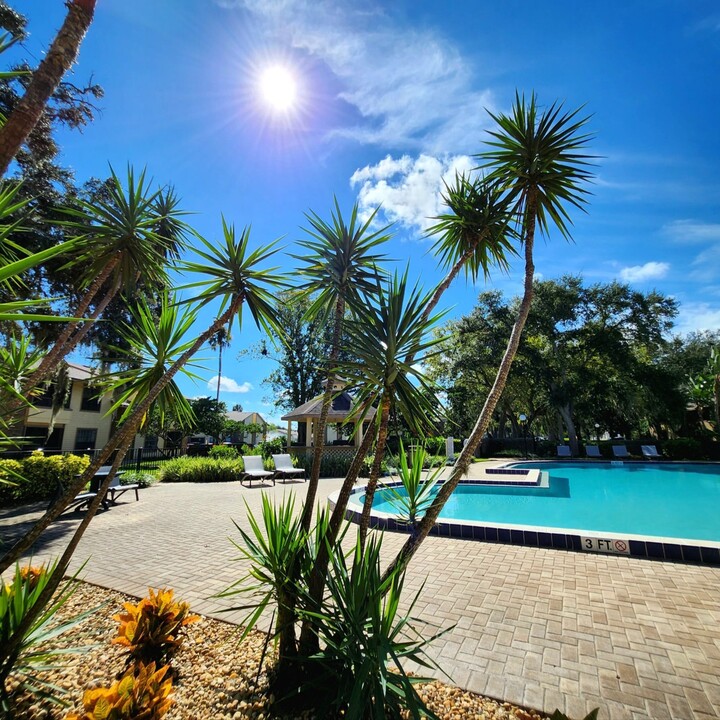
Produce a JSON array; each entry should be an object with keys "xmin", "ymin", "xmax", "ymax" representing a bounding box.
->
[{"xmin": 2, "ymin": 478, "xmax": 719, "ymax": 720}]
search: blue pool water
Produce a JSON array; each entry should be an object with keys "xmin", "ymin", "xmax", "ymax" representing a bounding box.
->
[{"xmin": 370, "ymin": 462, "xmax": 720, "ymax": 542}]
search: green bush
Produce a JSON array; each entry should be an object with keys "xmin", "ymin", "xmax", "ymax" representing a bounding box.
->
[
  {"xmin": 663, "ymin": 438, "xmax": 703, "ymax": 460},
  {"xmin": 0, "ymin": 452, "xmax": 91, "ymax": 504},
  {"xmin": 119, "ymin": 471, "xmax": 155, "ymax": 488},
  {"xmin": 256, "ymin": 436, "xmax": 285, "ymax": 457},
  {"xmin": 208, "ymin": 444, "xmax": 239, "ymax": 460},
  {"xmin": 157, "ymin": 457, "xmax": 243, "ymax": 483},
  {"xmin": 295, "ymin": 452, "xmax": 354, "ymax": 478}
]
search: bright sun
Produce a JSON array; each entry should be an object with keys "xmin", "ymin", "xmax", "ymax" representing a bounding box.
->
[{"xmin": 259, "ymin": 65, "xmax": 297, "ymax": 112}]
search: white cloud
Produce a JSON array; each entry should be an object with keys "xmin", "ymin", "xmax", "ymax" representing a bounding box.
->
[
  {"xmin": 207, "ymin": 376, "xmax": 253, "ymax": 393},
  {"xmin": 675, "ymin": 302, "xmax": 720, "ymax": 335},
  {"xmin": 226, "ymin": 0, "xmax": 497, "ymax": 153},
  {"xmin": 351, "ymin": 153, "xmax": 474, "ymax": 233},
  {"xmin": 619, "ymin": 261, "xmax": 670, "ymax": 283},
  {"xmin": 661, "ymin": 220, "xmax": 720, "ymax": 244}
]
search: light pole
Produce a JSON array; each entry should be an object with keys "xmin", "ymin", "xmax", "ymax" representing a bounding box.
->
[
  {"xmin": 519, "ymin": 413, "xmax": 528, "ymax": 459},
  {"xmin": 595, "ymin": 423, "xmax": 600, "ymax": 443}
]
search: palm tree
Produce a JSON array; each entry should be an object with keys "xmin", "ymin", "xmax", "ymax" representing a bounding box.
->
[
  {"xmin": 294, "ymin": 199, "xmax": 391, "ymax": 533},
  {"xmin": 208, "ymin": 325, "xmax": 231, "ymax": 402},
  {"xmin": 0, "ymin": 0, "xmax": 96, "ymax": 175},
  {"xmin": 384, "ymin": 92, "xmax": 594, "ymax": 579},
  {"xmin": 0, "ymin": 218, "xmax": 284, "ymax": 573},
  {"xmin": 20, "ymin": 167, "xmax": 188, "ymax": 396}
]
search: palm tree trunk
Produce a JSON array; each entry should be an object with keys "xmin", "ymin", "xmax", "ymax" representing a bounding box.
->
[
  {"xmin": 0, "ymin": 295, "xmax": 244, "ymax": 573},
  {"xmin": 299, "ymin": 296, "xmax": 345, "ymax": 533},
  {"xmin": 382, "ymin": 194, "xmax": 538, "ymax": 583},
  {"xmin": 0, "ymin": 0, "xmax": 96, "ymax": 176},
  {"xmin": 358, "ymin": 393, "xmax": 391, "ymax": 550},
  {"xmin": 216, "ymin": 342, "xmax": 223, "ymax": 403},
  {"xmin": 24, "ymin": 255, "xmax": 120, "ymax": 392},
  {"xmin": 298, "ymin": 418, "xmax": 375, "ymax": 655}
]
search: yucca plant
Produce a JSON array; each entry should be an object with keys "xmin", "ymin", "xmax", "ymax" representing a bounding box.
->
[
  {"xmin": 384, "ymin": 442, "xmax": 444, "ymax": 529},
  {"xmin": 66, "ymin": 661, "xmax": 174, "ymax": 720},
  {"xmin": 112, "ymin": 588, "xmax": 199, "ymax": 666},
  {"xmin": 300, "ymin": 531, "xmax": 448, "ymax": 720},
  {"xmin": 0, "ymin": 561, "xmax": 97, "ymax": 714}
]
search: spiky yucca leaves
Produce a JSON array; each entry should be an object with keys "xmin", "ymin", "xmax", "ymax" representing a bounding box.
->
[
  {"xmin": 481, "ymin": 91, "xmax": 595, "ymax": 241},
  {"xmin": 293, "ymin": 199, "xmax": 392, "ymax": 533},
  {"xmin": 106, "ymin": 291, "xmax": 199, "ymax": 433},
  {"xmin": 385, "ymin": 442, "xmax": 445, "ymax": 528},
  {"xmin": 112, "ymin": 589, "xmax": 199, "ymax": 666},
  {"xmin": 333, "ymin": 268, "xmax": 447, "ymax": 546},
  {"xmin": 301, "ymin": 532, "xmax": 447, "ymax": 720},
  {"xmin": 428, "ymin": 173, "xmax": 516, "ymax": 284},
  {"xmin": 0, "ymin": 561, "xmax": 97, "ymax": 713},
  {"xmin": 66, "ymin": 662, "xmax": 174, "ymax": 720}
]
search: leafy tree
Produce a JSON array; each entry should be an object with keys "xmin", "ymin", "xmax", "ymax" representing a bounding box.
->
[{"xmin": 188, "ymin": 397, "xmax": 227, "ymax": 440}]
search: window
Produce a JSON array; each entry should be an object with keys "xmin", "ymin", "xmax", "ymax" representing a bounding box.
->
[
  {"xmin": 143, "ymin": 434, "xmax": 158, "ymax": 451},
  {"xmin": 80, "ymin": 385, "xmax": 101, "ymax": 412},
  {"xmin": 74, "ymin": 428, "xmax": 97, "ymax": 451},
  {"xmin": 34, "ymin": 383, "xmax": 71, "ymax": 409}
]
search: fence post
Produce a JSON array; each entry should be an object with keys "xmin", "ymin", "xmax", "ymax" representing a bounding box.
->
[{"xmin": 136, "ymin": 446, "xmax": 143, "ymax": 474}]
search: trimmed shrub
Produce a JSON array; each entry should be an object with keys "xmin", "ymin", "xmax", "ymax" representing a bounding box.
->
[
  {"xmin": 256, "ymin": 436, "xmax": 285, "ymax": 457},
  {"xmin": 119, "ymin": 471, "xmax": 155, "ymax": 488},
  {"xmin": 295, "ymin": 452, "xmax": 354, "ymax": 478},
  {"xmin": 663, "ymin": 437, "xmax": 704, "ymax": 460},
  {"xmin": 0, "ymin": 452, "xmax": 90, "ymax": 504},
  {"xmin": 157, "ymin": 457, "xmax": 243, "ymax": 483},
  {"xmin": 208, "ymin": 444, "xmax": 239, "ymax": 460}
]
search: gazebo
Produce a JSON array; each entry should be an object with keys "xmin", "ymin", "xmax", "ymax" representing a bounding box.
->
[{"xmin": 281, "ymin": 381, "xmax": 375, "ymax": 460}]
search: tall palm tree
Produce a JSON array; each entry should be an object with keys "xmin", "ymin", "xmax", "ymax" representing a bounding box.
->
[
  {"xmin": 21, "ymin": 167, "xmax": 188, "ymax": 395},
  {"xmin": 384, "ymin": 92, "xmax": 594, "ymax": 579},
  {"xmin": 0, "ymin": 218, "xmax": 284, "ymax": 573},
  {"xmin": 0, "ymin": 0, "xmax": 96, "ymax": 175},
  {"xmin": 294, "ymin": 199, "xmax": 391, "ymax": 533},
  {"xmin": 208, "ymin": 324, "xmax": 231, "ymax": 402}
]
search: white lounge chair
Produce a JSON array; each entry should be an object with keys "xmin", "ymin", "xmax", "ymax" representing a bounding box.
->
[
  {"xmin": 556, "ymin": 445, "xmax": 572, "ymax": 458},
  {"xmin": 641, "ymin": 445, "xmax": 662, "ymax": 460},
  {"xmin": 612, "ymin": 445, "xmax": 630, "ymax": 459},
  {"xmin": 272, "ymin": 454, "xmax": 306, "ymax": 483},
  {"xmin": 585, "ymin": 445, "xmax": 602, "ymax": 458},
  {"xmin": 241, "ymin": 455, "xmax": 275, "ymax": 486}
]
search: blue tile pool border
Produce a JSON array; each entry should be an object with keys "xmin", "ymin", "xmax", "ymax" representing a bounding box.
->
[{"xmin": 332, "ymin": 479, "xmax": 720, "ymax": 567}]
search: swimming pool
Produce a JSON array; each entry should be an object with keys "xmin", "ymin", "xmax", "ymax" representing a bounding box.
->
[{"xmin": 337, "ymin": 461, "xmax": 720, "ymax": 564}]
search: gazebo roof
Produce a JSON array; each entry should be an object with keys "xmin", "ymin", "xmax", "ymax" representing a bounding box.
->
[{"xmin": 281, "ymin": 390, "xmax": 376, "ymax": 422}]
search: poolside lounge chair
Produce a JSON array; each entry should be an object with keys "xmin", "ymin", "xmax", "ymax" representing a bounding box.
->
[
  {"xmin": 641, "ymin": 445, "xmax": 662, "ymax": 460},
  {"xmin": 612, "ymin": 445, "xmax": 630, "ymax": 459},
  {"xmin": 556, "ymin": 445, "xmax": 572, "ymax": 458},
  {"xmin": 241, "ymin": 455, "xmax": 275, "ymax": 487},
  {"xmin": 272, "ymin": 454, "xmax": 306, "ymax": 483},
  {"xmin": 585, "ymin": 445, "xmax": 602, "ymax": 459}
]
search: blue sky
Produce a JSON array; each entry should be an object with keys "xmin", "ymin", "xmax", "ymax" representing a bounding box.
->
[{"xmin": 13, "ymin": 0, "xmax": 720, "ymax": 425}]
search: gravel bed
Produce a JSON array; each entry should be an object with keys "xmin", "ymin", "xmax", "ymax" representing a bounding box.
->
[{"xmin": 10, "ymin": 582, "xmax": 551, "ymax": 720}]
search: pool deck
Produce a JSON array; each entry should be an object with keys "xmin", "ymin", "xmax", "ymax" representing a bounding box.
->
[{"xmin": 2, "ymin": 468, "xmax": 720, "ymax": 720}]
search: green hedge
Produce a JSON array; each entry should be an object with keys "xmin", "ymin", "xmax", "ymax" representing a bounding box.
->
[
  {"xmin": 662, "ymin": 438, "xmax": 704, "ymax": 460},
  {"xmin": 0, "ymin": 452, "xmax": 91, "ymax": 504},
  {"xmin": 157, "ymin": 457, "xmax": 244, "ymax": 483}
]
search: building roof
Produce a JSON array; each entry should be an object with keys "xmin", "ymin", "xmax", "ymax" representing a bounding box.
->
[
  {"xmin": 66, "ymin": 362, "xmax": 96, "ymax": 382},
  {"xmin": 281, "ymin": 391, "xmax": 376, "ymax": 422},
  {"xmin": 225, "ymin": 411, "xmax": 266, "ymax": 424}
]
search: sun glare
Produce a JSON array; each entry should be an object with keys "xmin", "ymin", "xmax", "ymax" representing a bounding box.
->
[{"xmin": 259, "ymin": 65, "xmax": 297, "ymax": 112}]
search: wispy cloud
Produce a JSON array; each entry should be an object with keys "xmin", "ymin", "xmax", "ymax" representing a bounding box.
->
[
  {"xmin": 207, "ymin": 376, "xmax": 253, "ymax": 393},
  {"xmin": 223, "ymin": 0, "xmax": 496, "ymax": 153},
  {"xmin": 619, "ymin": 261, "xmax": 670, "ymax": 283},
  {"xmin": 350, "ymin": 153, "xmax": 474, "ymax": 234},
  {"xmin": 675, "ymin": 302, "xmax": 720, "ymax": 335},
  {"xmin": 661, "ymin": 219, "xmax": 720, "ymax": 244}
]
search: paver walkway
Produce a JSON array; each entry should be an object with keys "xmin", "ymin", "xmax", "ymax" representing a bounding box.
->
[{"xmin": 2, "ymin": 478, "xmax": 720, "ymax": 720}]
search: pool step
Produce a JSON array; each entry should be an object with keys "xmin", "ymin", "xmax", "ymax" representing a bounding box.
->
[{"xmin": 464, "ymin": 468, "xmax": 543, "ymax": 487}]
